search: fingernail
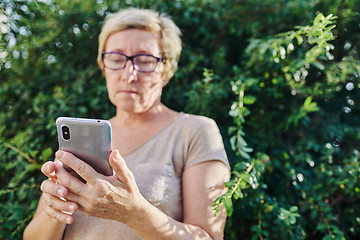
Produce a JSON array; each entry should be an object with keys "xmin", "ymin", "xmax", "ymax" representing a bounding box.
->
[
  {"xmin": 56, "ymin": 151, "xmax": 64, "ymax": 159},
  {"xmin": 115, "ymin": 150, "xmax": 121, "ymax": 160},
  {"xmin": 69, "ymin": 205, "xmax": 75, "ymax": 213},
  {"xmin": 57, "ymin": 188, "xmax": 64, "ymax": 197}
]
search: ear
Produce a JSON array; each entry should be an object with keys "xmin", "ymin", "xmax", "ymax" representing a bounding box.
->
[{"xmin": 162, "ymin": 77, "xmax": 170, "ymax": 87}]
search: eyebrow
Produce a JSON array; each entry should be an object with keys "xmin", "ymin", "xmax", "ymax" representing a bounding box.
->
[
  {"xmin": 105, "ymin": 48, "xmax": 159, "ymax": 56},
  {"xmin": 106, "ymin": 48, "xmax": 124, "ymax": 53}
]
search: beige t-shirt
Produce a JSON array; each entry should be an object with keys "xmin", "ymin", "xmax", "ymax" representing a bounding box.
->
[{"xmin": 63, "ymin": 112, "xmax": 230, "ymax": 240}]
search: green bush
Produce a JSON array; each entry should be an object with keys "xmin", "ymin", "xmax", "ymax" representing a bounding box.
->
[{"xmin": 1, "ymin": 0, "xmax": 359, "ymax": 239}]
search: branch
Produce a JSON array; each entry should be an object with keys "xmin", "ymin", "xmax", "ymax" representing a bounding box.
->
[{"xmin": 4, "ymin": 142, "xmax": 38, "ymax": 164}]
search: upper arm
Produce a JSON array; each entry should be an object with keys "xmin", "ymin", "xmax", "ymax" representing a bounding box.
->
[{"xmin": 182, "ymin": 160, "xmax": 230, "ymax": 240}]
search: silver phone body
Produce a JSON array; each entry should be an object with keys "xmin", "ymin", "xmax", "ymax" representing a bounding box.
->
[{"xmin": 56, "ymin": 117, "xmax": 113, "ymax": 177}]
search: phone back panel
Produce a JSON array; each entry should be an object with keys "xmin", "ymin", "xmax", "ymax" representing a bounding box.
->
[{"xmin": 56, "ymin": 117, "xmax": 113, "ymax": 176}]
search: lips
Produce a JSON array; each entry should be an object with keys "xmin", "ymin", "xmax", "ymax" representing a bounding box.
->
[
  {"xmin": 119, "ymin": 89, "xmax": 138, "ymax": 94},
  {"xmin": 117, "ymin": 89, "xmax": 139, "ymax": 96}
]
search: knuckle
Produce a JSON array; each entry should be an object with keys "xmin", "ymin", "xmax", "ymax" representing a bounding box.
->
[
  {"xmin": 74, "ymin": 162, "xmax": 87, "ymax": 175},
  {"xmin": 44, "ymin": 202, "xmax": 57, "ymax": 218},
  {"xmin": 51, "ymin": 209, "xmax": 62, "ymax": 221},
  {"xmin": 47, "ymin": 196, "xmax": 54, "ymax": 208},
  {"xmin": 98, "ymin": 181, "xmax": 110, "ymax": 192},
  {"xmin": 85, "ymin": 197, "xmax": 101, "ymax": 212},
  {"xmin": 43, "ymin": 206, "xmax": 52, "ymax": 218},
  {"xmin": 127, "ymin": 171, "xmax": 135, "ymax": 181},
  {"xmin": 84, "ymin": 202, "xmax": 95, "ymax": 213},
  {"xmin": 41, "ymin": 162, "xmax": 51, "ymax": 175},
  {"xmin": 51, "ymin": 209, "xmax": 58, "ymax": 219},
  {"xmin": 123, "ymin": 171, "xmax": 135, "ymax": 183},
  {"xmin": 40, "ymin": 181, "xmax": 46, "ymax": 192},
  {"xmin": 62, "ymin": 178, "xmax": 72, "ymax": 188}
]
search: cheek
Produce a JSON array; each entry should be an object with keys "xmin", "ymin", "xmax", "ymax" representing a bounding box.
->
[
  {"xmin": 141, "ymin": 80, "xmax": 164, "ymax": 99},
  {"xmin": 104, "ymin": 70, "xmax": 116, "ymax": 81},
  {"xmin": 104, "ymin": 71, "xmax": 120, "ymax": 87},
  {"xmin": 144, "ymin": 80, "xmax": 163, "ymax": 92},
  {"xmin": 104, "ymin": 76, "xmax": 112, "ymax": 91},
  {"xmin": 140, "ymin": 70, "xmax": 164, "ymax": 86},
  {"xmin": 104, "ymin": 74, "xmax": 118, "ymax": 100},
  {"xmin": 158, "ymin": 64, "xmax": 170, "ymax": 85},
  {"xmin": 148, "ymin": 65, "xmax": 166, "ymax": 84}
]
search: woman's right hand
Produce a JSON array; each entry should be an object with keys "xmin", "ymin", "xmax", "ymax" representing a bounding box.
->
[{"xmin": 40, "ymin": 160, "xmax": 79, "ymax": 224}]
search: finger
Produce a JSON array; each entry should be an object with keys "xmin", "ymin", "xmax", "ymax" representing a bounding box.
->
[
  {"xmin": 40, "ymin": 179, "xmax": 68, "ymax": 198},
  {"xmin": 42, "ymin": 193, "xmax": 78, "ymax": 224},
  {"xmin": 42, "ymin": 193, "xmax": 78, "ymax": 214},
  {"xmin": 61, "ymin": 188, "xmax": 81, "ymax": 203},
  {"xmin": 40, "ymin": 178, "xmax": 81, "ymax": 206},
  {"xmin": 41, "ymin": 161, "xmax": 58, "ymax": 181},
  {"xmin": 43, "ymin": 205, "xmax": 74, "ymax": 224},
  {"xmin": 109, "ymin": 150, "xmax": 134, "ymax": 184},
  {"xmin": 56, "ymin": 150, "xmax": 98, "ymax": 184},
  {"xmin": 54, "ymin": 160, "xmax": 86, "ymax": 196}
]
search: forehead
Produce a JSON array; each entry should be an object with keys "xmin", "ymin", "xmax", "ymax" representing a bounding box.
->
[{"xmin": 105, "ymin": 29, "xmax": 161, "ymax": 53}]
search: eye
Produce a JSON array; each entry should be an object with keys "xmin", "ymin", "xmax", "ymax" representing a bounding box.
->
[
  {"xmin": 113, "ymin": 58, "xmax": 125, "ymax": 64},
  {"xmin": 135, "ymin": 56, "xmax": 156, "ymax": 65},
  {"xmin": 108, "ymin": 54, "xmax": 126, "ymax": 64}
]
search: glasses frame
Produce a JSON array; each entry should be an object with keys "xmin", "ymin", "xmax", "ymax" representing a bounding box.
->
[{"xmin": 101, "ymin": 51, "xmax": 164, "ymax": 73}]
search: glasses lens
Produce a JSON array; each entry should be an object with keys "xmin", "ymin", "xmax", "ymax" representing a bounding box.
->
[
  {"xmin": 134, "ymin": 55, "xmax": 158, "ymax": 72},
  {"xmin": 103, "ymin": 53, "xmax": 127, "ymax": 70}
]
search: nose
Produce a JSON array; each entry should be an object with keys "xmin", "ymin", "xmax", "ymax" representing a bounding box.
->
[
  {"xmin": 124, "ymin": 58, "xmax": 135, "ymax": 71},
  {"xmin": 122, "ymin": 59, "xmax": 138, "ymax": 82}
]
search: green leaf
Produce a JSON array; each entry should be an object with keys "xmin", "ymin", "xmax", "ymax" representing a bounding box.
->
[
  {"xmin": 234, "ymin": 189, "xmax": 243, "ymax": 199},
  {"xmin": 243, "ymin": 95, "xmax": 257, "ymax": 105},
  {"xmin": 313, "ymin": 13, "xmax": 325, "ymax": 27},
  {"xmin": 223, "ymin": 197, "xmax": 233, "ymax": 216},
  {"xmin": 303, "ymin": 97, "xmax": 320, "ymax": 112},
  {"xmin": 316, "ymin": 224, "xmax": 328, "ymax": 231},
  {"xmin": 41, "ymin": 147, "xmax": 53, "ymax": 162},
  {"xmin": 323, "ymin": 234, "xmax": 335, "ymax": 240},
  {"xmin": 311, "ymin": 61, "xmax": 325, "ymax": 70},
  {"xmin": 290, "ymin": 206, "xmax": 299, "ymax": 212}
]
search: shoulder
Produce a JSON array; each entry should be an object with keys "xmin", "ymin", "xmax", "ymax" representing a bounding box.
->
[
  {"xmin": 176, "ymin": 112, "xmax": 219, "ymax": 130},
  {"xmin": 175, "ymin": 112, "xmax": 224, "ymax": 148},
  {"xmin": 176, "ymin": 113, "xmax": 230, "ymax": 169}
]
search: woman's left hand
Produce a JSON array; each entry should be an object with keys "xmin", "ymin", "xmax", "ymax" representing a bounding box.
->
[{"xmin": 54, "ymin": 150, "xmax": 147, "ymax": 225}]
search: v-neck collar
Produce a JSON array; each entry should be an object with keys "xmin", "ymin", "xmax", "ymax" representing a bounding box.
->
[{"xmin": 122, "ymin": 112, "xmax": 184, "ymax": 158}]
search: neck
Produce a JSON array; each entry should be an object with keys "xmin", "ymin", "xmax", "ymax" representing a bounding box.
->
[{"xmin": 111, "ymin": 102, "xmax": 171, "ymax": 127}]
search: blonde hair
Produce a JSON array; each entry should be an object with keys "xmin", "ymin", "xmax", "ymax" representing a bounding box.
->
[{"xmin": 97, "ymin": 8, "xmax": 182, "ymax": 82}]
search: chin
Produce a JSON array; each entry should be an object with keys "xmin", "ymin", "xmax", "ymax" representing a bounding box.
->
[
  {"xmin": 116, "ymin": 103, "xmax": 135, "ymax": 111},
  {"xmin": 115, "ymin": 103, "xmax": 143, "ymax": 114},
  {"xmin": 112, "ymin": 97, "xmax": 136, "ymax": 110}
]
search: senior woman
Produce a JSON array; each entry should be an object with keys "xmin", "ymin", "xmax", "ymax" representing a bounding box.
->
[{"xmin": 23, "ymin": 8, "xmax": 230, "ymax": 240}]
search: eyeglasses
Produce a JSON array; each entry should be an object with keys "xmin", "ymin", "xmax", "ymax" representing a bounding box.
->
[{"xmin": 101, "ymin": 52, "xmax": 164, "ymax": 73}]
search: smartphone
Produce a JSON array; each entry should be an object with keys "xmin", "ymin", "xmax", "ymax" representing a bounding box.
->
[{"xmin": 56, "ymin": 117, "xmax": 113, "ymax": 178}]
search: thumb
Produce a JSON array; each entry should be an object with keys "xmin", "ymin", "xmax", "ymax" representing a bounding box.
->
[
  {"xmin": 109, "ymin": 150, "xmax": 133, "ymax": 184},
  {"xmin": 41, "ymin": 161, "xmax": 58, "ymax": 182}
]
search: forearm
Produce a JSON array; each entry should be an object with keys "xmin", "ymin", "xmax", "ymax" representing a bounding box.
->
[
  {"xmin": 23, "ymin": 212, "xmax": 66, "ymax": 240},
  {"xmin": 127, "ymin": 198, "xmax": 213, "ymax": 240},
  {"xmin": 23, "ymin": 196, "xmax": 66, "ymax": 240}
]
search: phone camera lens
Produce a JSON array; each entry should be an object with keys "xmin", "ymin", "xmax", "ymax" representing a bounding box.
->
[{"xmin": 62, "ymin": 126, "xmax": 70, "ymax": 140}]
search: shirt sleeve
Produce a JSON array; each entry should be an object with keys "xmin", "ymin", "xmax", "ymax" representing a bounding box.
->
[{"xmin": 183, "ymin": 116, "xmax": 230, "ymax": 170}]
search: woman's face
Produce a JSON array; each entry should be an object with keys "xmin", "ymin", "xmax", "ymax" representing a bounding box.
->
[{"xmin": 103, "ymin": 29, "xmax": 165, "ymax": 114}]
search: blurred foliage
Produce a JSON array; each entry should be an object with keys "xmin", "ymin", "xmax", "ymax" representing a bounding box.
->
[{"xmin": 1, "ymin": 0, "xmax": 359, "ymax": 239}]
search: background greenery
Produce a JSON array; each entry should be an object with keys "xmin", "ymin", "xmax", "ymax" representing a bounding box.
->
[{"xmin": 0, "ymin": 0, "xmax": 359, "ymax": 239}]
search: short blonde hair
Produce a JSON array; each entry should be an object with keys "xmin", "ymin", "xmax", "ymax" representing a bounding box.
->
[{"xmin": 97, "ymin": 8, "xmax": 182, "ymax": 82}]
